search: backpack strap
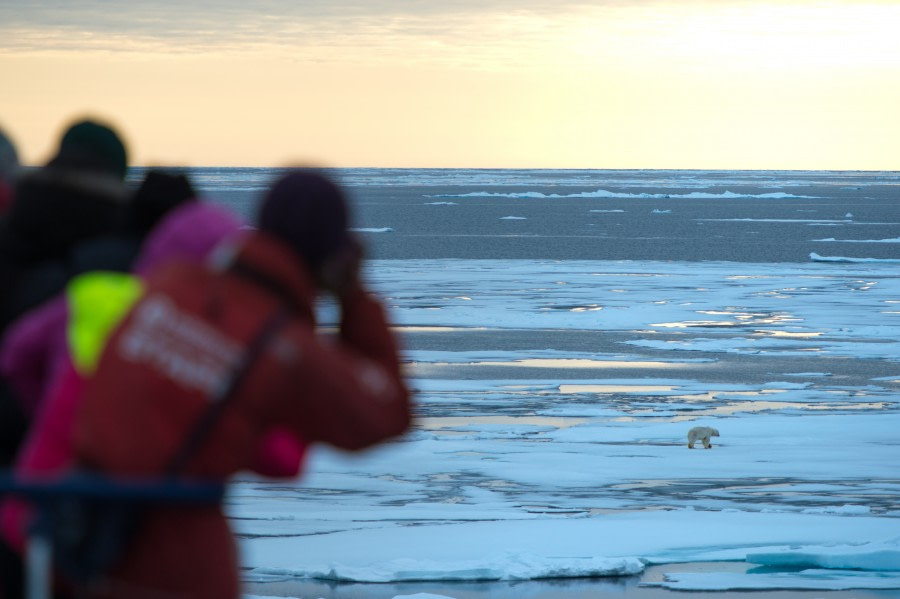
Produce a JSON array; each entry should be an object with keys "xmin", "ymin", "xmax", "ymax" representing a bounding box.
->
[
  {"xmin": 164, "ymin": 304, "xmax": 293, "ymax": 477},
  {"xmin": 228, "ymin": 258, "xmax": 302, "ymax": 311}
]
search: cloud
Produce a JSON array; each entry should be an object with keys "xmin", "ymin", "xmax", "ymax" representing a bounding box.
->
[
  {"xmin": 4, "ymin": 0, "xmax": 897, "ymax": 75},
  {"xmin": 0, "ymin": 1, "xmax": 653, "ymax": 58}
]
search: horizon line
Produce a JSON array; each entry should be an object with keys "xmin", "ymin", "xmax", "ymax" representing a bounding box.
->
[{"xmin": 115, "ymin": 165, "xmax": 900, "ymax": 173}]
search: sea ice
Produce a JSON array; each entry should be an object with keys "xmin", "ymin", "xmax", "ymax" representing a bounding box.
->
[
  {"xmin": 427, "ymin": 190, "xmax": 818, "ymax": 200},
  {"xmin": 231, "ymin": 258, "xmax": 900, "ymax": 594},
  {"xmin": 810, "ymin": 252, "xmax": 900, "ymax": 263}
]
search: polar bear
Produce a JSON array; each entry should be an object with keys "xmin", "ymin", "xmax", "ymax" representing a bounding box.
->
[{"xmin": 687, "ymin": 426, "xmax": 719, "ymax": 449}]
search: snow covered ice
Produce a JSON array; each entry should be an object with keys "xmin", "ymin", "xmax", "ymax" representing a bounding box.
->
[{"xmin": 230, "ymin": 256, "xmax": 900, "ymax": 595}]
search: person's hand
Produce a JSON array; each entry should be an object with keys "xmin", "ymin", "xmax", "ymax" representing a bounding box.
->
[{"xmin": 315, "ymin": 235, "xmax": 364, "ymax": 299}]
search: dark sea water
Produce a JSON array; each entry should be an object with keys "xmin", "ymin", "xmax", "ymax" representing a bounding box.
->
[{"xmin": 130, "ymin": 168, "xmax": 900, "ymax": 263}]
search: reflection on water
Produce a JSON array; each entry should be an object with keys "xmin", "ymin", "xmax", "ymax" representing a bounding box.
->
[
  {"xmin": 546, "ymin": 385, "xmax": 889, "ymax": 420},
  {"xmin": 753, "ymin": 329, "xmax": 822, "ymax": 338},
  {"xmin": 559, "ymin": 384, "xmax": 677, "ymax": 394},
  {"xmin": 392, "ymin": 326, "xmax": 489, "ymax": 332},
  {"xmin": 652, "ymin": 320, "xmax": 736, "ymax": 328},
  {"xmin": 670, "ymin": 390, "xmax": 784, "ymax": 401},
  {"xmin": 652, "ymin": 310, "xmax": 803, "ymax": 329},
  {"xmin": 428, "ymin": 359, "xmax": 692, "ymax": 369},
  {"xmin": 606, "ymin": 478, "xmax": 900, "ymax": 515},
  {"xmin": 421, "ymin": 415, "xmax": 587, "ymax": 430},
  {"xmin": 638, "ymin": 400, "xmax": 891, "ymax": 420},
  {"xmin": 539, "ymin": 304, "xmax": 603, "ymax": 312}
]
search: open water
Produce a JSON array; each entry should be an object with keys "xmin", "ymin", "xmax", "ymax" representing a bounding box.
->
[{"xmin": 129, "ymin": 168, "xmax": 900, "ymax": 263}]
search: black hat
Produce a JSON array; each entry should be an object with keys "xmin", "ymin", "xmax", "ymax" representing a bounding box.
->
[
  {"xmin": 48, "ymin": 119, "xmax": 128, "ymax": 179},
  {"xmin": 257, "ymin": 170, "xmax": 351, "ymax": 269},
  {"xmin": 129, "ymin": 170, "xmax": 197, "ymax": 235}
]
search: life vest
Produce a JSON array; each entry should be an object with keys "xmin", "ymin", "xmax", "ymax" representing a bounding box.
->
[{"xmin": 66, "ymin": 271, "xmax": 144, "ymax": 376}]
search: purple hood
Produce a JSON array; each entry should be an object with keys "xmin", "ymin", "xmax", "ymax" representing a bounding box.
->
[{"xmin": 132, "ymin": 202, "xmax": 244, "ymax": 276}]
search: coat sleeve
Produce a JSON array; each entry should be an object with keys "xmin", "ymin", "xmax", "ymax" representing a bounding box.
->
[
  {"xmin": 0, "ymin": 296, "xmax": 69, "ymax": 416},
  {"xmin": 280, "ymin": 289, "xmax": 411, "ymax": 451}
]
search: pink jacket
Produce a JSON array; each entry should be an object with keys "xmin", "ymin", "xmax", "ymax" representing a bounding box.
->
[{"xmin": 0, "ymin": 296, "xmax": 69, "ymax": 417}]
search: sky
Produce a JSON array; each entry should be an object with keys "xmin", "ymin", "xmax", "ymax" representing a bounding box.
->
[{"xmin": 2, "ymin": 1, "xmax": 899, "ymax": 169}]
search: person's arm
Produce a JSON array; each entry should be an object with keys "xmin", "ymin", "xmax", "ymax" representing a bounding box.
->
[
  {"xmin": 282, "ymin": 285, "xmax": 411, "ymax": 451},
  {"xmin": 0, "ymin": 296, "xmax": 68, "ymax": 415},
  {"xmin": 305, "ymin": 289, "xmax": 410, "ymax": 449},
  {"xmin": 271, "ymin": 235, "xmax": 411, "ymax": 450}
]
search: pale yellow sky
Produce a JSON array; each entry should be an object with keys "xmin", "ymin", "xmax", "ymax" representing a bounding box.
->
[{"xmin": 2, "ymin": 1, "xmax": 899, "ymax": 169}]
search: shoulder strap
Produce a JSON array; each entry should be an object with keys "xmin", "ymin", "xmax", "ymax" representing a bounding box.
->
[
  {"xmin": 164, "ymin": 305, "xmax": 293, "ymax": 477},
  {"xmin": 228, "ymin": 259, "xmax": 301, "ymax": 311}
]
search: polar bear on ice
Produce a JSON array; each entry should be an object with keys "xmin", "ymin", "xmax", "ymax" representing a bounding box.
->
[{"xmin": 687, "ymin": 426, "xmax": 719, "ymax": 449}]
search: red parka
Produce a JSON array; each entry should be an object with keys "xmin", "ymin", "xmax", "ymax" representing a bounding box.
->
[{"xmin": 74, "ymin": 232, "xmax": 411, "ymax": 598}]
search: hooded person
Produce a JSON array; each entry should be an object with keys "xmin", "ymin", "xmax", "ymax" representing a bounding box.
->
[
  {"xmin": 72, "ymin": 169, "xmax": 411, "ymax": 598},
  {"xmin": 0, "ymin": 202, "xmax": 239, "ymax": 591},
  {"xmin": 127, "ymin": 169, "xmax": 196, "ymax": 239},
  {"xmin": 68, "ymin": 169, "xmax": 198, "ymax": 276},
  {"xmin": 0, "ymin": 119, "xmax": 130, "ymax": 480},
  {"xmin": 46, "ymin": 120, "xmax": 127, "ymax": 180},
  {"xmin": 0, "ymin": 118, "xmax": 129, "ymax": 335},
  {"xmin": 1, "ymin": 201, "xmax": 245, "ymax": 418}
]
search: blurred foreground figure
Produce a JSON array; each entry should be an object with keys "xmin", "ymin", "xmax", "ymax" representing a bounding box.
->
[
  {"xmin": 0, "ymin": 201, "xmax": 247, "ymax": 546},
  {"xmin": 0, "ymin": 201, "xmax": 247, "ymax": 598},
  {"xmin": 0, "ymin": 127, "xmax": 23, "ymax": 470},
  {"xmin": 0, "ymin": 127, "xmax": 19, "ymax": 214},
  {"xmin": 74, "ymin": 170, "xmax": 412, "ymax": 598},
  {"xmin": 0, "ymin": 119, "xmax": 128, "ymax": 471},
  {"xmin": 0, "ymin": 118, "xmax": 128, "ymax": 335},
  {"xmin": 70, "ymin": 168, "xmax": 198, "ymax": 276},
  {"xmin": 0, "ymin": 171, "xmax": 199, "ymax": 421}
]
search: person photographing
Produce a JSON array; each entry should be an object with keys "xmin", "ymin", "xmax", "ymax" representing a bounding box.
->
[{"xmin": 72, "ymin": 169, "xmax": 412, "ymax": 598}]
